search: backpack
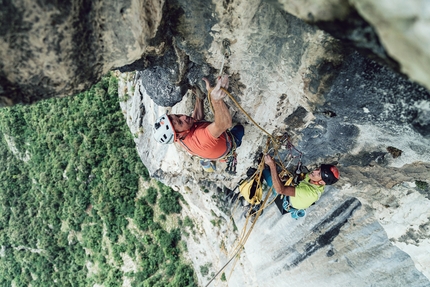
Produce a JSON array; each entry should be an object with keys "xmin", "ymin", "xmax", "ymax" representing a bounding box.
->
[{"xmin": 238, "ymin": 168, "xmax": 263, "ymax": 205}]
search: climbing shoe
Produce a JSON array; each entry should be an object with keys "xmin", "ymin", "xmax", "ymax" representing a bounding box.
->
[
  {"xmin": 200, "ymin": 160, "xmax": 216, "ymax": 172},
  {"xmin": 249, "ymin": 204, "xmax": 263, "ymax": 223},
  {"xmin": 291, "ymin": 209, "xmax": 306, "ymax": 219}
]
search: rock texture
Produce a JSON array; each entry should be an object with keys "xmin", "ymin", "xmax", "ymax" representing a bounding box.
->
[
  {"xmin": 277, "ymin": 0, "xmax": 430, "ymax": 91},
  {"xmin": 2, "ymin": 0, "xmax": 430, "ymax": 286},
  {"xmin": 3, "ymin": 0, "xmax": 430, "ymax": 106},
  {"xmin": 118, "ymin": 1, "xmax": 430, "ymax": 286},
  {"xmin": 0, "ymin": 0, "xmax": 164, "ymax": 106}
]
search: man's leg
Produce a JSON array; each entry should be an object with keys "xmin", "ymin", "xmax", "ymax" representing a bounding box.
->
[
  {"xmin": 262, "ymin": 168, "xmax": 273, "ymax": 187},
  {"xmin": 262, "ymin": 167, "xmax": 277, "ymax": 196},
  {"xmin": 229, "ymin": 124, "xmax": 244, "ymax": 147}
]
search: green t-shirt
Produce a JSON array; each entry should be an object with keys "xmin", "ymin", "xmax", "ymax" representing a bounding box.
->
[{"xmin": 289, "ymin": 174, "xmax": 325, "ymax": 209}]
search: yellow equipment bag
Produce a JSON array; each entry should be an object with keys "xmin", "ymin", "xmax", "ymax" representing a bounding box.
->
[{"xmin": 238, "ymin": 175, "xmax": 263, "ymax": 205}]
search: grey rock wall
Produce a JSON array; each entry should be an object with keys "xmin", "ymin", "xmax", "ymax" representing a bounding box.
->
[
  {"xmin": 2, "ymin": 0, "xmax": 430, "ymax": 286},
  {"xmin": 2, "ymin": 0, "xmax": 430, "ymax": 102},
  {"xmin": 276, "ymin": 0, "xmax": 430, "ymax": 90},
  {"xmin": 0, "ymin": 0, "xmax": 164, "ymax": 106},
  {"xmin": 118, "ymin": 1, "xmax": 430, "ymax": 286}
]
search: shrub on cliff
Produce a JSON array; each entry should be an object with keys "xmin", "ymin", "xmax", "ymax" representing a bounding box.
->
[{"xmin": 0, "ymin": 72, "xmax": 196, "ymax": 287}]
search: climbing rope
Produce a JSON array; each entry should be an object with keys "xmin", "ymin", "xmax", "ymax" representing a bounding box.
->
[
  {"xmin": 207, "ymin": 87, "xmax": 277, "ymax": 145},
  {"xmin": 205, "ymin": 139, "xmax": 274, "ymax": 286},
  {"xmin": 204, "ymin": 41, "xmax": 305, "ymax": 286},
  {"xmin": 204, "ymin": 244, "xmax": 244, "ymax": 287},
  {"xmin": 204, "ymin": 134, "xmax": 303, "ymax": 285},
  {"xmin": 225, "ymin": 179, "xmax": 274, "ymax": 282},
  {"xmin": 205, "ymin": 132, "xmax": 304, "ymax": 285},
  {"xmin": 205, "ymin": 186, "xmax": 274, "ymax": 287}
]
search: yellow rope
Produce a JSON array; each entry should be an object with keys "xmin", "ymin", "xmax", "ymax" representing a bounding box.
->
[
  {"xmin": 226, "ymin": 171, "xmax": 273, "ymax": 281},
  {"xmin": 204, "ymin": 86, "xmax": 299, "ymax": 286},
  {"xmin": 210, "ymin": 146, "xmax": 277, "ymax": 285},
  {"xmin": 207, "ymin": 87, "xmax": 278, "ymax": 146}
]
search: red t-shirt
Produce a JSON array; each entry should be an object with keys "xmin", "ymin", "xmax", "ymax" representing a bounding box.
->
[{"xmin": 177, "ymin": 122, "xmax": 231, "ymax": 160}]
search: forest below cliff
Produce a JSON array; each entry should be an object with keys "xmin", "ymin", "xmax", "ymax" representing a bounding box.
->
[{"xmin": 0, "ymin": 74, "xmax": 196, "ymax": 286}]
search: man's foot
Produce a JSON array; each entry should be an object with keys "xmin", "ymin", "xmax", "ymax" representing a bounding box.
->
[
  {"xmin": 200, "ymin": 159, "xmax": 216, "ymax": 172},
  {"xmin": 249, "ymin": 204, "xmax": 263, "ymax": 223}
]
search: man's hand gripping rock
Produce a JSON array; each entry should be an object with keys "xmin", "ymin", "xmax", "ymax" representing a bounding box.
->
[{"xmin": 203, "ymin": 74, "xmax": 229, "ymax": 101}]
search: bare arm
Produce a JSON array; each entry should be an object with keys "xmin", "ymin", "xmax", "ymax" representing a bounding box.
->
[
  {"xmin": 203, "ymin": 76, "xmax": 232, "ymax": 138},
  {"xmin": 264, "ymin": 155, "xmax": 296, "ymax": 197},
  {"xmin": 191, "ymin": 96, "xmax": 204, "ymax": 121}
]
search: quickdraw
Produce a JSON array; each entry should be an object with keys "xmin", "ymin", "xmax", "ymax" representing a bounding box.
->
[
  {"xmin": 219, "ymin": 38, "xmax": 231, "ymax": 77},
  {"xmin": 225, "ymin": 152, "xmax": 237, "ymax": 174}
]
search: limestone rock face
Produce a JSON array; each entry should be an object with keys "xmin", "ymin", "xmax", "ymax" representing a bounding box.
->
[
  {"xmin": 277, "ymin": 0, "xmax": 430, "ymax": 91},
  {"xmin": 0, "ymin": 0, "xmax": 164, "ymax": 106},
  {"xmin": 3, "ymin": 0, "xmax": 430, "ymax": 286},
  {"xmin": 118, "ymin": 1, "xmax": 430, "ymax": 286}
]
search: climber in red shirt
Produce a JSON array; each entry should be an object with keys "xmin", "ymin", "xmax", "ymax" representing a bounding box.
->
[{"xmin": 153, "ymin": 75, "xmax": 244, "ymax": 162}]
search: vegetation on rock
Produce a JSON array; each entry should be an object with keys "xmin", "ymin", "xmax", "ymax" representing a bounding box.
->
[{"xmin": 0, "ymin": 73, "xmax": 196, "ymax": 287}]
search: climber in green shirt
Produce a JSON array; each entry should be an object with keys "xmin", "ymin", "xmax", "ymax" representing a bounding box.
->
[{"xmin": 263, "ymin": 155, "xmax": 340, "ymax": 210}]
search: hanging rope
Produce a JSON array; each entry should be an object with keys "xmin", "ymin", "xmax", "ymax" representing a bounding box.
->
[
  {"xmin": 204, "ymin": 139, "xmax": 273, "ymax": 286},
  {"xmin": 204, "ymin": 41, "xmax": 305, "ymax": 286},
  {"xmin": 205, "ymin": 131, "xmax": 304, "ymax": 286},
  {"xmin": 207, "ymin": 87, "xmax": 277, "ymax": 145}
]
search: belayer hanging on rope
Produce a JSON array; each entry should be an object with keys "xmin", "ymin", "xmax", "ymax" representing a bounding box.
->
[
  {"xmin": 153, "ymin": 75, "xmax": 244, "ymax": 173},
  {"xmin": 263, "ymin": 155, "xmax": 340, "ymax": 217}
]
